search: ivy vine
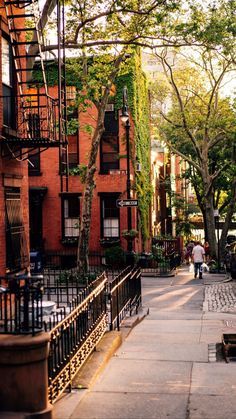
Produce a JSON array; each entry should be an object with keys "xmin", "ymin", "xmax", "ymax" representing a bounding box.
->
[
  {"xmin": 115, "ymin": 52, "xmax": 152, "ymax": 245},
  {"xmin": 32, "ymin": 51, "xmax": 152, "ymax": 247}
]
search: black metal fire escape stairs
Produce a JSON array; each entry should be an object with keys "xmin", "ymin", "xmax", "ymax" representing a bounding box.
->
[{"xmin": 1, "ymin": 0, "xmax": 69, "ymax": 192}]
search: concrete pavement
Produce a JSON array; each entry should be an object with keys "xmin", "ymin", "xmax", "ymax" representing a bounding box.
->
[{"xmin": 53, "ymin": 266, "xmax": 236, "ymax": 419}]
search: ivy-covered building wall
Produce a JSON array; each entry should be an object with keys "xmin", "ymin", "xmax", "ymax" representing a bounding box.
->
[
  {"xmin": 30, "ymin": 50, "xmax": 152, "ymax": 256},
  {"xmin": 115, "ymin": 53, "xmax": 152, "ymax": 246}
]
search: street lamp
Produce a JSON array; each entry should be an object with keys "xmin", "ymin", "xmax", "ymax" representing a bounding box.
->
[
  {"xmin": 214, "ymin": 209, "xmax": 220, "ymax": 272},
  {"xmin": 121, "ymin": 86, "xmax": 132, "ymax": 253}
]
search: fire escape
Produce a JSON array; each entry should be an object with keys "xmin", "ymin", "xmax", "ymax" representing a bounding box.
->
[{"xmin": 2, "ymin": 0, "xmax": 68, "ymax": 191}]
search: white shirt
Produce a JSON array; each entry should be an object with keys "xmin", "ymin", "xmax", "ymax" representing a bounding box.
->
[{"xmin": 192, "ymin": 245, "xmax": 205, "ymax": 263}]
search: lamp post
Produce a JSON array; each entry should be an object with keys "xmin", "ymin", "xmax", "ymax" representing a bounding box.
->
[
  {"xmin": 214, "ymin": 209, "xmax": 220, "ymax": 272},
  {"xmin": 121, "ymin": 86, "xmax": 132, "ymax": 253}
]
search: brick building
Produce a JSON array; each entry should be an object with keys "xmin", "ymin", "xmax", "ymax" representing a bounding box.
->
[
  {"xmin": 29, "ymin": 79, "xmax": 149, "ymax": 262},
  {"xmin": 0, "ymin": 0, "xmax": 151, "ymax": 273},
  {"xmin": 0, "ymin": 1, "xmax": 62, "ymax": 275},
  {"xmin": 0, "ymin": 2, "xmax": 29, "ymax": 276}
]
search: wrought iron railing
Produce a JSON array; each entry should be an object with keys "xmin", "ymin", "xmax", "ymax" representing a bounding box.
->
[
  {"xmin": 108, "ymin": 266, "xmax": 142, "ymax": 331},
  {"xmin": 0, "ymin": 276, "xmax": 43, "ymax": 336},
  {"xmin": 43, "ymin": 250, "xmax": 107, "ymax": 271},
  {"xmin": 47, "ymin": 272, "xmax": 108, "ymax": 404},
  {"xmin": 1, "ymin": 93, "xmax": 58, "ymax": 143},
  {"xmin": 139, "ymin": 251, "xmax": 181, "ymax": 276}
]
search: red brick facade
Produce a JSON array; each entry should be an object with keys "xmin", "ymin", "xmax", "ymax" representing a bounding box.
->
[
  {"xmin": 0, "ymin": 3, "xmax": 30, "ymax": 275},
  {"xmin": 29, "ymin": 85, "xmax": 141, "ymax": 256}
]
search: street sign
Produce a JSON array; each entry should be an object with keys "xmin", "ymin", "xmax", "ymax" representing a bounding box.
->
[{"xmin": 116, "ymin": 199, "xmax": 138, "ymax": 208}]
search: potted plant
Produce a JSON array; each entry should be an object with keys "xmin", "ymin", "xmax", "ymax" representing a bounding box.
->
[{"xmin": 121, "ymin": 229, "xmax": 139, "ymax": 241}]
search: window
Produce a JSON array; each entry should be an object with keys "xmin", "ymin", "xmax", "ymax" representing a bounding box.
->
[
  {"xmin": 28, "ymin": 151, "xmax": 41, "ymax": 176},
  {"xmin": 62, "ymin": 195, "xmax": 80, "ymax": 240},
  {"xmin": 65, "ymin": 86, "xmax": 79, "ymax": 170},
  {"xmin": 101, "ymin": 195, "xmax": 120, "ymax": 238},
  {"xmin": 2, "ymin": 37, "xmax": 15, "ymax": 129},
  {"xmin": 5, "ymin": 187, "xmax": 28, "ymax": 271},
  {"xmin": 2, "ymin": 38, "xmax": 11, "ymax": 86},
  {"xmin": 68, "ymin": 134, "xmax": 79, "ymax": 169},
  {"xmin": 66, "ymin": 85, "xmax": 78, "ymax": 123},
  {"xmin": 100, "ymin": 111, "xmax": 119, "ymax": 174},
  {"xmin": 66, "ymin": 86, "xmax": 77, "ymax": 103}
]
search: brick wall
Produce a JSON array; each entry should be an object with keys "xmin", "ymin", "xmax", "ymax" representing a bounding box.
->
[
  {"xmin": 29, "ymin": 86, "xmax": 139, "ymax": 254},
  {"xmin": 0, "ymin": 7, "xmax": 29, "ymax": 275}
]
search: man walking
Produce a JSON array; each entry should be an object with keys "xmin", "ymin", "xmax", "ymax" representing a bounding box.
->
[{"xmin": 192, "ymin": 241, "xmax": 205, "ymax": 279}]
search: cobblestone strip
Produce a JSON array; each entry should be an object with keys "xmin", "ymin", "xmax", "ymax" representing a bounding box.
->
[{"xmin": 204, "ymin": 283, "xmax": 236, "ymax": 313}]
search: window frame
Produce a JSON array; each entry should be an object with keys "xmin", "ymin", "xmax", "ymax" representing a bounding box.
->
[
  {"xmin": 100, "ymin": 110, "xmax": 119, "ymax": 174},
  {"xmin": 2, "ymin": 36, "xmax": 16, "ymax": 130},
  {"xmin": 61, "ymin": 193, "xmax": 81, "ymax": 242},
  {"xmin": 28, "ymin": 150, "xmax": 41, "ymax": 176},
  {"xmin": 100, "ymin": 193, "xmax": 120, "ymax": 239},
  {"xmin": 68, "ymin": 132, "xmax": 79, "ymax": 170}
]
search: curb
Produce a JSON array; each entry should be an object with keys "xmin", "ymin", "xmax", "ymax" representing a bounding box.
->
[
  {"xmin": 72, "ymin": 307, "xmax": 149, "ymax": 390},
  {"xmin": 72, "ymin": 331, "xmax": 122, "ymax": 390}
]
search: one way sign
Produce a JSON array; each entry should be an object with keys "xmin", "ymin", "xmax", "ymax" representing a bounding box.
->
[{"xmin": 116, "ymin": 199, "xmax": 138, "ymax": 208}]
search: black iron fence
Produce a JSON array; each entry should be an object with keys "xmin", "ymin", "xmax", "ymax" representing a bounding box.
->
[
  {"xmin": 139, "ymin": 250, "xmax": 181, "ymax": 276},
  {"xmin": 108, "ymin": 266, "xmax": 142, "ymax": 331},
  {"xmin": 42, "ymin": 250, "xmax": 131, "ymax": 279},
  {"xmin": 152, "ymin": 238, "xmax": 182, "ymax": 255},
  {"xmin": 0, "ymin": 267, "xmax": 143, "ymax": 404},
  {"xmin": 43, "ymin": 250, "xmax": 106, "ymax": 271},
  {"xmin": 47, "ymin": 272, "xmax": 107, "ymax": 404},
  {"xmin": 0, "ymin": 276, "xmax": 43, "ymax": 335}
]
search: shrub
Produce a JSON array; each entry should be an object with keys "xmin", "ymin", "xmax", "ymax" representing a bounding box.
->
[{"xmin": 105, "ymin": 246, "xmax": 125, "ymax": 268}]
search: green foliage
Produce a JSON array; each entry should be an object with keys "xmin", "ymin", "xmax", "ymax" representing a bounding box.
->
[
  {"xmin": 83, "ymin": 124, "xmax": 94, "ymax": 136},
  {"xmin": 66, "ymin": 118, "xmax": 79, "ymax": 135},
  {"xmin": 152, "ymin": 245, "xmax": 165, "ymax": 263},
  {"xmin": 104, "ymin": 246, "xmax": 125, "ymax": 268},
  {"xmin": 69, "ymin": 164, "xmax": 87, "ymax": 182},
  {"xmin": 33, "ymin": 60, "xmax": 84, "ymax": 88},
  {"xmin": 175, "ymin": 220, "xmax": 196, "ymax": 238},
  {"xmin": 152, "ymin": 46, "xmax": 236, "ymax": 236},
  {"xmin": 115, "ymin": 51, "xmax": 152, "ymax": 245},
  {"xmin": 121, "ymin": 229, "xmax": 138, "ymax": 240},
  {"xmin": 33, "ymin": 49, "xmax": 151, "ymax": 247},
  {"xmin": 173, "ymin": 1, "xmax": 236, "ymax": 56}
]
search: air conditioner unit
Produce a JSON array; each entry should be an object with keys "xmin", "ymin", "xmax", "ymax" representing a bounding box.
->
[
  {"xmin": 105, "ymin": 104, "xmax": 114, "ymax": 111},
  {"xmin": 136, "ymin": 162, "xmax": 142, "ymax": 172}
]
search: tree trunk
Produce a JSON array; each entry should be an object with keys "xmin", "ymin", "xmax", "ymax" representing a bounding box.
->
[
  {"xmin": 204, "ymin": 193, "xmax": 217, "ymax": 259},
  {"xmin": 220, "ymin": 179, "xmax": 236, "ymax": 260},
  {"xmin": 77, "ymin": 109, "xmax": 105, "ymax": 272},
  {"xmin": 77, "ymin": 53, "xmax": 125, "ymax": 272},
  {"xmin": 201, "ymin": 160, "xmax": 217, "ymax": 259}
]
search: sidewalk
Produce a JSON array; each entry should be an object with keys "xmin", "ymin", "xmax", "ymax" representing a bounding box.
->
[{"xmin": 53, "ymin": 266, "xmax": 236, "ymax": 419}]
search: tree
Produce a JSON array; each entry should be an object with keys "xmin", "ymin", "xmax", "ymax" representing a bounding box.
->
[
  {"xmin": 151, "ymin": 47, "xmax": 236, "ymax": 259},
  {"xmin": 30, "ymin": 0, "xmax": 236, "ymax": 268},
  {"xmin": 28, "ymin": 0, "xmax": 182, "ymax": 271},
  {"xmin": 52, "ymin": 0, "xmax": 181, "ymax": 271}
]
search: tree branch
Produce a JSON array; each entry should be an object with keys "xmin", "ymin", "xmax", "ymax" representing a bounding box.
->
[
  {"xmin": 163, "ymin": 138, "xmax": 202, "ymax": 173},
  {"xmin": 160, "ymin": 111, "xmax": 183, "ymax": 128},
  {"xmin": 156, "ymin": 52, "xmax": 202, "ymax": 160}
]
